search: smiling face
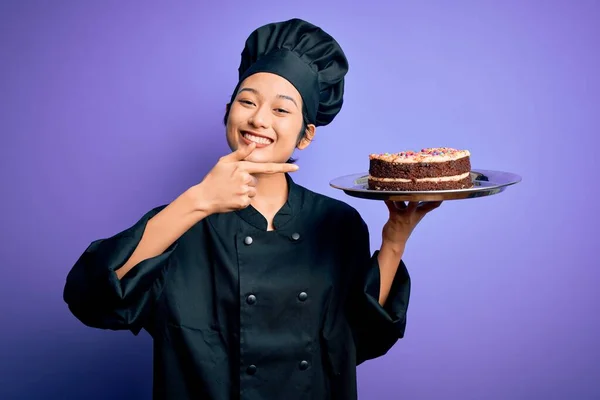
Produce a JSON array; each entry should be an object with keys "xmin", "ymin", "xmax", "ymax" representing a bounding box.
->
[{"xmin": 225, "ymin": 72, "xmax": 316, "ymax": 164}]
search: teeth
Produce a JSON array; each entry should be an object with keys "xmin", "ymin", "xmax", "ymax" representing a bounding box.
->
[{"xmin": 243, "ymin": 133, "xmax": 272, "ymax": 145}]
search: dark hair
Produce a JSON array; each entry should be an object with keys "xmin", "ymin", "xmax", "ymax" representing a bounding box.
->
[{"xmin": 223, "ymin": 102, "xmax": 311, "ymax": 163}]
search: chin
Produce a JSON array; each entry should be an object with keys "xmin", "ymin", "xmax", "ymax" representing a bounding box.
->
[{"xmin": 243, "ymin": 153, "xmax": 266, "ymax": 163}]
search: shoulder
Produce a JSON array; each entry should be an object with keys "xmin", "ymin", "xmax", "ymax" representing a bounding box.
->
[{"xmin": 299, "ymin": 184, "xmax": 366, "ymax": 228}]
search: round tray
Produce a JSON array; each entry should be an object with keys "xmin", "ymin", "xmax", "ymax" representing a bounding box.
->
[{"xmin": 329, "ymin": 169, "xmax": 522, "ymax": 201}]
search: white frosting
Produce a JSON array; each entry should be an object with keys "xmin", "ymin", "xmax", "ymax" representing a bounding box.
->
[
  {"xmin": 368, "ymin": 172, "xmax": 471, "ymax": 183},
  {"xmin": 369, "ymin": 148, "xmax": 470, "ymax": 164}
]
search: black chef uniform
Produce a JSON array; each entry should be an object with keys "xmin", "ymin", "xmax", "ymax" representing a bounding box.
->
[{"xmin": 63, "ymin": 18, "xmax": 411, "ymax": 400}]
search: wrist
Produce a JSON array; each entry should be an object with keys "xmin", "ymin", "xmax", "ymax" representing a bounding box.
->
[
  {"xmin": 184, "ymin": 183, "xmax": 214, "ymax": 217},
  {"xmin": 381, "ymin": 238, "xmax": 406, "ymax": 255}
]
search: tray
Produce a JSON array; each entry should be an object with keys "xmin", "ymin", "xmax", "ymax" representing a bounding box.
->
[{"xmin": 329, "ymin": 169, "xmax": 522, "ymax": 201}]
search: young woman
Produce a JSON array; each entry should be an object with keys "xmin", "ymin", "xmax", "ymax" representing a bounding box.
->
[{"xmin": 63, "ymin": 18, "xmax": 441, "ymax": 400}]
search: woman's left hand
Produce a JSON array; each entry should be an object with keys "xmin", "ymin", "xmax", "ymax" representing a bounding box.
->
[{"xmin": 381, "ymin": 200, "xmax": 443, "ymax": 249}]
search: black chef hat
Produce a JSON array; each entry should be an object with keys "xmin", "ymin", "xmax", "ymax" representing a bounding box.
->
[{"xmin": 230, "ymin": 18, "xmax": 349, "ymax": 127}]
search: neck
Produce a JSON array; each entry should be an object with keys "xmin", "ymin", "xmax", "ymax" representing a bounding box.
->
[
  {"xmin": 252, "ymin": 172, "xmax": 289, "ymax": 206},
  {"xmin": 250, "ymin": 173, "xmax": 289, "ymax": 229}
]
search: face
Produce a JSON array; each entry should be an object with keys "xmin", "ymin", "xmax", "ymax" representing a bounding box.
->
[{"xmin": 226, "ymin": 72, "xmax": 316, "ymax": 164}]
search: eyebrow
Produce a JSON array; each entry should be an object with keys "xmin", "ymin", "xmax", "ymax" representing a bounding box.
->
[
  {"xmin": 276, "ymin": 94, "xmax": 298, "ymax": 108},
  {"xmin": 238, "ymin": 87, "xmax": 298, "ymax": 109}
]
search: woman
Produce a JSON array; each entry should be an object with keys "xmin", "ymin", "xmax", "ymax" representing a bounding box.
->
[{"xmin": 63, "ymin": 18, "xmax": 441, "ymax": 400}]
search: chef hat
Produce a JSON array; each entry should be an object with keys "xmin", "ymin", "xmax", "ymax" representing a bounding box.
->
[{"xmin": 230, "ymin": 18, "xmax": 349, "ymax": 127}]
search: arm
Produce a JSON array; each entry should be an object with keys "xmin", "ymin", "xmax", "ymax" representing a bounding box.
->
[
  {"xmin": 115, "ymin": 190, "xmax": 209, "ymax": 280},
  {"xmin": 346, "ymin": 210, "xmax": 411, "ymax": 365},
  {"xmin": 63, "ymin": 144, "xmax": 298, "ymax": 334},
  {"xmin": 376, "ymin": 240, "xmax": 406, "ymax": 306},
  {"xmin": 347, "ymin": 201, "xmax": 441, "ymax": 364},
  {"xmin": 63, "ymin": 188, "xmax": 209, "ymax": 334}
]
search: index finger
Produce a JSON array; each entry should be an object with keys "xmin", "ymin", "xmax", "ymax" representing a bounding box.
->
[{"xmin": 239, "ymin": 161, "xmax": 300, "ymax": 174}]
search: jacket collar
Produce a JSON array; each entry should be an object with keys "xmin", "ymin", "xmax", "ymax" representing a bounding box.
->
[{"xmin": 235, "ymin": 173, "xmax": 305, "ymax": 231}]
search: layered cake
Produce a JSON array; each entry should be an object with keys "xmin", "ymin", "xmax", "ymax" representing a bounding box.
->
[{"xmin": 368, "ymin": 147, "xmax": 473, "ymax": 191}]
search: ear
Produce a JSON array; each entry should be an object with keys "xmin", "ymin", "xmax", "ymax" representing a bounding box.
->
[{"xmin": 297, "ymin": 124, "xmax": 316, "ymax": 150}]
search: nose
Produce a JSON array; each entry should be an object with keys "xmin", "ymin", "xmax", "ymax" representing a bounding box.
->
[{"xmin": 249, "ymin": 104, "xmax": 271, "ymax": 129}]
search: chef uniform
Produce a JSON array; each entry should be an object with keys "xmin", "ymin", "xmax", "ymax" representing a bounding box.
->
[{"xmin": 63, "ymin": 18, "xmax": 411, "ymax": 400}]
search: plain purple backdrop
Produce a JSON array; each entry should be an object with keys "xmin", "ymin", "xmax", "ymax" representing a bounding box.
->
[{"xmin": 1, "ymin": 1, "xmax": 598, "ymax": 399}]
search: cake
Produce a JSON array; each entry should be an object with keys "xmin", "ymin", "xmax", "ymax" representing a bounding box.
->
[{"xmin": 368, "ymin": 147, "xmax": 473, "ymax": 191}]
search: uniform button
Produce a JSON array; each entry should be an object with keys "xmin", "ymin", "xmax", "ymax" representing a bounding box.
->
[
  {"xmin": 244, "ymin": 236, "xmax": 253, "ymax": 245},
  {"xmin": 299, "ymin": 360, "xmax": 309, "ymax": 370},
  {"xmin": 247, "ymin": 365, "xmax": 257, "ymax": 375},
  {"xmin": 246, "ymin": 294, "xmax": 257, "ymax": 305},
  {"xmin": 298, "ymin": 292, "xmax": 308, "ymax": 301},
  {"xmin": 291, "ymin": 232, "xmax": 300, "ymax": 241}
]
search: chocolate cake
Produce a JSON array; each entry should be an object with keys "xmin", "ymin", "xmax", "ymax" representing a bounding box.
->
[{"xmin": 368, "ymin": 147, "xmax": 473, "ymax": 191}]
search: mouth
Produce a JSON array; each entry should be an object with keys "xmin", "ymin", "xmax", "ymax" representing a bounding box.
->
[{"xmin": 240, "ymin": 131, "xmax": 274, "ymax": 147}]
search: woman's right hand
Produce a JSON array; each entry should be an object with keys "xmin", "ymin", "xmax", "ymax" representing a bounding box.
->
[{"xmin": 191, "ymin": 142, "xmax": 299, "ymax": 215}]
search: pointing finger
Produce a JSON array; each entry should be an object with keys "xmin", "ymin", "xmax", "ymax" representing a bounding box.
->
[
  {"xmin": 240, "ymin": 161, "xmax": 300, "ymax": 174},
  {"xmin": 223, "ymin": 142, "xmax": 257, "ymax": 162}
]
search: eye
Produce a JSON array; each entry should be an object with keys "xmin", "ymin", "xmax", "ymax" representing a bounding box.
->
[
  {"xmin": 275, "ymin": 108, "xmax": 289, "ymax": 114},
  {"xmin": 238, "ymin": 99, "xmax": 255, "ymax": 106}
]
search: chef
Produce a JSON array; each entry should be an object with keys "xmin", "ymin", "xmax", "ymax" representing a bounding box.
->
[{"xmin": 63, "ymin": 18, "xmax": 441, "ymax": 400}]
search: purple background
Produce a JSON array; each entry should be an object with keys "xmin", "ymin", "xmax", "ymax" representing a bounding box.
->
[{"xmin": 1, "ymin": 1, "xmax": 598, "ymax": 399}]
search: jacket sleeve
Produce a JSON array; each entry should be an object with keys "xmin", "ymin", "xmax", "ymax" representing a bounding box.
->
[
  {"xmin": 346, "ymin": 209, "xmax": 411, "ymax": 365},
  {"xmin": 63, "ymin": 205, "xmax": 177, "ymax": 335}
]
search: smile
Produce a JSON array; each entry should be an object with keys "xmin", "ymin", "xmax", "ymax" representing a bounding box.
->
[{"xmin": 241, "ymin": 131, "xmax": 274, "ymax": 146}]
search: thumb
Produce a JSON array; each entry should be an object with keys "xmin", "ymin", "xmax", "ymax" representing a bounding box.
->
[{"xmin": 384, "ymin": 200, "xmax": 396, "ymax": 214}]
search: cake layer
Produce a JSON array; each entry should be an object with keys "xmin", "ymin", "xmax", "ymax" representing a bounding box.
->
[
  {"xmin": 369, "ymin": 148, "xmax": 470, "ymax": 163},
  {"xmin": 369, "ymin": 154, "xmax": 471, "ymax": 179},
  {"xmin": 367, "ymin": 173, "xmax": 473, "ymax": 191}
]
